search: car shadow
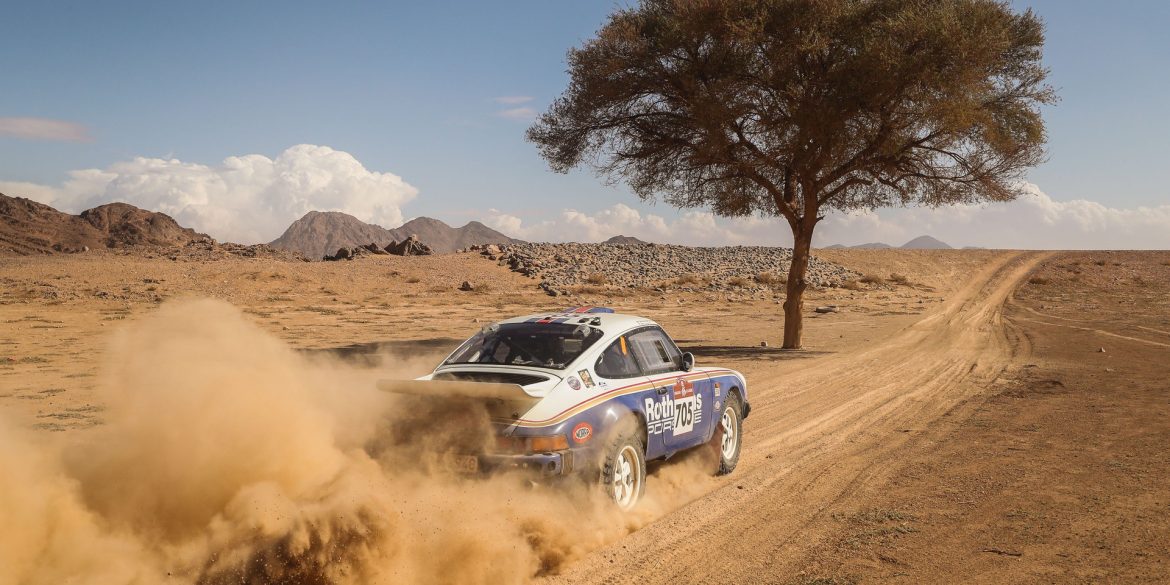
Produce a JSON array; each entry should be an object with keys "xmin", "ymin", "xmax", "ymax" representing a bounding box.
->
[
  {"xmin": 299, "ymin": 338, "xmax": 463, "ymax": 367},
  {"xmin": 681, "ymin": 344, "xmax": 833, "ymax": 362}
]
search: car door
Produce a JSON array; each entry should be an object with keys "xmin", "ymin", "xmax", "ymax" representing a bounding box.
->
[
  {"xmin": 625, "ymin": 327, "xmax": 713, "ymax": 453},
  {"xmin": 591, "ymin": 333, "xmax": 660, "ymax": 457}
]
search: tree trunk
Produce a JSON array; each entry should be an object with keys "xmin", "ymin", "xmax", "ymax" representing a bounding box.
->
[{"xmin": 782, "ymin": 226, "xmax": 814, "ymax": 349}]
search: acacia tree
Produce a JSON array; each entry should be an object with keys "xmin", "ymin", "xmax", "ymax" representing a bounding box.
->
[{"xmin": 528, "ymin": 0, "xmax": 1053, "ymax": 349}]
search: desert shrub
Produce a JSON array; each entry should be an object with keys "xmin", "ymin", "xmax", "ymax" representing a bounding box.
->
[
  {"xmin": 859, "ymin": 274, "xmax": 884, "ymax": 284},
  {"xmin": 728, "ymin": 276, "xmax": 752, "ymax": 288},
  {"xmin": 1162, "ymin": 260, "xmax": 1170, "ymax": 266},
  {"xmin": 841, "ymin": 279, "xmax": 863, "ymax": 291},
  {"xmin": 755, "ymin": 272, "xmax": 786, "ymax": 286},
  {"xmin": 674, "ymin": 273, "xmax": 703, "ymax": 286},
  {"xmin": 585, "ymin": 273, "xmax": 609, "ymax": 285},
  {"xmin": 1028, "ymin": 277, "xmax": 1050, "ymax": 285},
  {"xmin": 888, "ymin": 273, "xmax": 910, "ymax": 285},
  {"xmin": 1093, "ymin": 259, "xmax": 1106, "ymax": 266}
]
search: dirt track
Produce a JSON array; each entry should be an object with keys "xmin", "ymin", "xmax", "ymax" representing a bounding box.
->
[
  {"xmin": 549, "ymin": 251, "xmax": 1051, "ymax": 584},
  {"xmin": 4, "ymin": 249, "xmax": 1167, "ymax": 583}
]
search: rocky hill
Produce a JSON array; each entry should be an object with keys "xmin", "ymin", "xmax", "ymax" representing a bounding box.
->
[
  {"xmin": 900, "ymin": 235, "xmax": 953, "ymax": 250},
  {"xmin": 393, "ymin": 217, "xmax": 520, "ymax": 254},
  {"xmin": 824, "ymin": 236, "xmax": 952, "ymax": 250},
  {"xmin": 268, "ymin": 211, "xmax": 397, "ymax": 259},
  {"xmin": 478, "ymin": 242, "xmax": 857, "ymax": 296},
  {"xmin": 269, "ymin": 212, "xmax": 519, "ymax": 258},
  {"xmin": 1, "ymin": 193, "xmax": 208, "ymax": 255},
  {"xmin": 603, "ymin": 234, "xmax": 648, "ymax": 245}
]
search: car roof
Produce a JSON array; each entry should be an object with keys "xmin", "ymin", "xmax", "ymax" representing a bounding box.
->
[{"xmin": 496, "ymin": 307, "xmax": 660, "ymax": 335}]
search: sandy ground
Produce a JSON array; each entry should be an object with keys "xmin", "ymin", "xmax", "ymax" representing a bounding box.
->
[{"xmin": 1, "ymin": 248, "xmax": 1167, "ymax": 583}]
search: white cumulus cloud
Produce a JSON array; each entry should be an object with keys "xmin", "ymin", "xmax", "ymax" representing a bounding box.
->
[
  {"xmin": 485, "ymin": 203, "xmax": 779, "ymax": 246},
  {"xmin": 816, "ymin": 184, "xmax": 1170, "ymax": 249},
  {"xmin": 0, "ymin": 145, "xmax": 418, "ymax": 244},
  {"xmin": 485, "ymin": 185, "xmax": 1170, "ymax": 249}
]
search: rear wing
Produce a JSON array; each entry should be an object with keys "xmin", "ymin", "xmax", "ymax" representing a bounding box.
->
[{"xmin": 377, "ymin": 379, "xmax": 542, "ymax": 409}]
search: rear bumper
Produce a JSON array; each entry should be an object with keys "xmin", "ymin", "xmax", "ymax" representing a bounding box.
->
[{"xmin": 480, "ymin": 451, "xmax": 571, "ymax": 476}]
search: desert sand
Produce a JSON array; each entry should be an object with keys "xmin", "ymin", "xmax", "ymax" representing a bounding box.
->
[{"xmin": 1, "ymin": 248, "xmax": 1167, "ymax": 583}]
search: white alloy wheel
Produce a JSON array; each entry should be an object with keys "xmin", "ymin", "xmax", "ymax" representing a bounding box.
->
[
  {"xmin": 603, "ymin": 432, "xmax": 646, "ymax": 510},
  {"xmin": 710, "ymin": 393, "xmax": 742, "ymax": 475},
  {"xmin": 720, "ymin": 407, "xmax": 739, "ymax": 460}
]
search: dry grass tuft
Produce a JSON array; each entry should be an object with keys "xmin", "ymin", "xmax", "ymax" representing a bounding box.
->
[
  {"xmin": 859, "ymin": 274, "xmax": 884, "ymax": 284},
  {"xmin": 585, "ymin": 273, "xmax": 609, "ymax": 285},
  {"xmin": 888, "ymin": 273, "xmax": 910, "ymax": 285},
  {"xmin": 841, "ymin": 279, "xmax": 863, "ymax": 291},
  {"xmin": 674, "ymin": 273, "xmax": 704, "ymax": 286},
  {"xmin": 755, "ymin": 272, "xmax": 786, "ymax": 286},
  {"xmin": 1028, "ymin": 277, "xmax": 1050, "ymax": 285},
  {"xmin": 728, "ymin": 276, "xmax": 752, "ymax": 288}
]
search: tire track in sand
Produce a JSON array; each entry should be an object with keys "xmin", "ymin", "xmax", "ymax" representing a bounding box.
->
[{"xmin": 547, "ymin": 251, "xmax": 1051, "ymax": 585}]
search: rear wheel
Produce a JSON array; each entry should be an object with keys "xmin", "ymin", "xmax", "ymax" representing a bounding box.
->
[
  {"xmin": 710, "ymin": 393, "xmax": 742, "ymax": 475},
  {"xmin": 600, "ymin": 432, "xmax": 646, "ymax": 510}
]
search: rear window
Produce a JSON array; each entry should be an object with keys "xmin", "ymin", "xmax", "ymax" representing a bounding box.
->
[{"xmin": 443, "ymin": 323, "xmax": 604, "ymax": 370}]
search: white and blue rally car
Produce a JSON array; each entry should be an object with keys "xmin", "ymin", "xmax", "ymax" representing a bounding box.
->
[{"xmin": 379, "ymin": 306, "xmax": 750, "ymax": 509}]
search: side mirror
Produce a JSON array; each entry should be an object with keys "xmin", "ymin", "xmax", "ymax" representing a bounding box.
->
[{"xmin": 681, "ymin": 352, "xmax": 695, "ymax": 372}]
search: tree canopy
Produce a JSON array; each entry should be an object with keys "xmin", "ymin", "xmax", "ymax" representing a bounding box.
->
[{"xmin": 529, "ymin": 0, "xmax": 1053, "ymax": 348}]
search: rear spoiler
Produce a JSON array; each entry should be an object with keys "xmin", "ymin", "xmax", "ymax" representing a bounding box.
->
[{"xmin": 377, "ymin": 379, "xmax": 542, "ymax": 409}]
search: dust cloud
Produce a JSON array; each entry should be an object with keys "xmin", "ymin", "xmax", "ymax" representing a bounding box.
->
[{"xmin": 0, "ymin": 299, "xmax": 714, "ymax": 584}]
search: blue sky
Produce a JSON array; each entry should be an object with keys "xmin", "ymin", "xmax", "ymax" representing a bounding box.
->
[{"xmin": 2, "ymin": 1, "xmax": 1168, "ymax": 247}]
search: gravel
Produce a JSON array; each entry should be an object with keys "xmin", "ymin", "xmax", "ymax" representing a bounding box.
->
[{"xmin": 472, "ymin": 242, "xmax": 858, "ymax": 296}]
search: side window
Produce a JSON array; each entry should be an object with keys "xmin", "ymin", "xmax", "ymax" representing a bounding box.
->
[
  {"xmin": 627, "ymin": 328, "xmax": 682, "ymax": 375},
  {"xmin": 594, "ymin": 335, "xmax": 642, "ymax": 379}
]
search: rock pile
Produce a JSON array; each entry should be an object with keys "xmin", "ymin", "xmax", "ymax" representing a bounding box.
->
[
  {"xmin": 385, "ymin": 235, "xmax": 433, "ymax": 256},
  {"xmin": 471, "ymin": 242, "xmax": 858, "ymax": 296},
  {"xmin": 323, "ymin": 235, "xmax": 434, "ymax": 261}
]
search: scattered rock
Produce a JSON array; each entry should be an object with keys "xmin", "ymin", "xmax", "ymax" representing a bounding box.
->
[
  {"xmin": 760, "ymin": 341, "xmax": 769, "ymax": 348},
  {"xmin": 361, "ymin": 242, "xmax": 389, "ymax": 255},
  {"xmin": 325, "ymin": 247, "xmax": 353, "ymax": 261},
  {"xmin": 385, "ymin": 235, "xmax": 434, "ymax": 256},
  {"xmin": 459, "ymin": 281, "xmax": 475, "ymax": 292},
  {"xmin": 815, "ymin": 306, "xmax": 839, "ymax": 314},
  {"xmin": 480, "ymin": 242, "xmax": 857, "ymax": 292},
  {"xmin": 1098, "ymin": 347, "xmax": 1106, "ymax": 353}
]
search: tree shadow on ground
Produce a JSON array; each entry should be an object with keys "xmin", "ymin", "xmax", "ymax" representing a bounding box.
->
[
  {"xmin": 681, "ymin": 345, "xmax": 833, "ymax": 362},
  {"xmin": 299, "ymin": 338, "xmax": 463, "ymax": 367}
]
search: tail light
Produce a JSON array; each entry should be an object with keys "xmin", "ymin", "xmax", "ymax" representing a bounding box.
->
[{"xmin": 495, "ymin": 434, "xmax": 569, "ymax": 453}]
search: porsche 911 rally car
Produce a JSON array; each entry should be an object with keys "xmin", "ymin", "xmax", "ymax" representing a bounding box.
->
[{"xmin": 379, "ymin": 307, "xmax": 750, "ymax": 509}]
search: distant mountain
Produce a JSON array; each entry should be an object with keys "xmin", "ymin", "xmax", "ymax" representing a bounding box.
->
[
  {"xmin": 821, "ymin": 237, "xmax": 952, "ymax": 250},
  {"xmin": 269, "ymin": 211, "xmax": 397, "ymax": 259},
  {"xmin": 1, "ymin": 193, "xmax": 207, "ymax": 256},
  {"xmin": 390, "ymin": 216, "xmax": 521, "ymax": 254},
  {"xmin": 820, "ymin": 241, "xmax": 893, "ymax": 249},
  {"xmin": 269, "ymin": 212, "xmax": 520, "ymax": 258},
  {"xmin": 603, "ymin": 234, "xmax": 648, "ymax": 245},
  {"xmin": 900, "ymin": 235, "xmax": 953, "ymax": 250}
]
